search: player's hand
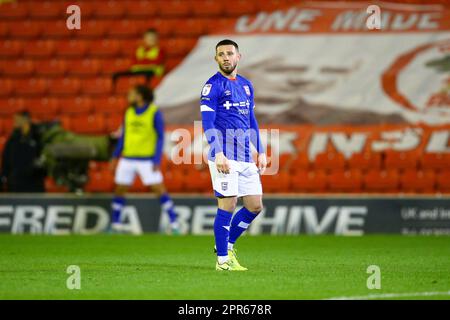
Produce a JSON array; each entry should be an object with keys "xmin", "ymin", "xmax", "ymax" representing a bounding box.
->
[
  {"xmin": 215, "ymin": 152, "xmax": 230, "ymax": 174},
  {"xmin": 109, "ymin": 158, "xmax": 119, "ymax": 173},
  {"xmin": 257, "ymin": 153, "xmax": 267, "ymax": 175}
]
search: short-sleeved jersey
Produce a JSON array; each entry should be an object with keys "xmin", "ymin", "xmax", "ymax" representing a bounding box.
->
[{"xmin": 200, "ymin": 72, "xmax": 255, "ymax": 163}]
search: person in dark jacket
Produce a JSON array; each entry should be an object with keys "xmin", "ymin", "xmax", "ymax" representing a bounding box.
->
[{"xmin": 1, "ymin": 111, "xmax": 45, "ymax": 192}]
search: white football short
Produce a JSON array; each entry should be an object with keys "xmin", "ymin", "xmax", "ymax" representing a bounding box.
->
[
  {"xmin": 208, "ymin": 160, "xmax": 263, "ymax": 197},
  {"xmin": 114, "ymin": 158, "xmax": 163, "ymax": 186}
]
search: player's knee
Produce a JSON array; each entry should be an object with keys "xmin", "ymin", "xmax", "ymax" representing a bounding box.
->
[
  {"xmin": 247, "ymin": 201, "xmax": 263, "ymax": 214},
  {"xmin": 218, "ymin": 197, "xmax": 237, "ymax": 212}
]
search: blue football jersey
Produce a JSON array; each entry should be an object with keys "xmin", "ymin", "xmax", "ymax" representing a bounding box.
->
[{"xmin": 200, "ymin": 72, "xmax": 256, "ymax": 162}]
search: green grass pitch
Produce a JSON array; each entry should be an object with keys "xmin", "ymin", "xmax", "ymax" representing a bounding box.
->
[{"xmin": 0, "ymin": 234, "xmax": 449, "ymax": 300}]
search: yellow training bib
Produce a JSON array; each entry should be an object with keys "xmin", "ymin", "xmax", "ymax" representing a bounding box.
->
[{"xmin": 122, "ymin": 104, "xmax": 158, "ymax": 158}]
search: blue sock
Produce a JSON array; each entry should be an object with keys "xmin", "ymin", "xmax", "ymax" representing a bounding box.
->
[
  {"xmin": 160, "ymin": 193, "xmax": 177, "ymax": 225},
  {"xmin": 214, "ymin": 208, "xmax": 233, "ymax": 257},
  {"xmin": 229, "ymin": 207, "xmax": 258, "ymax": 245},
  {"xmin": 111, "ymin": 196, "xmax": 125, "ymax": 224}
]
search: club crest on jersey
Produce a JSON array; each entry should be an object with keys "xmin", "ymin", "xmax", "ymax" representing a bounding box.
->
[
  {"xmin": 221, "ymin": 182, "xmax": 228, "ymax": 191},
  {"xmin": 202, "ymin": 84, "xmax": 212, "ymax": 96},
  {"xmin": 243, "ymin": 85, "xmax": 251, "ymax": 96}
]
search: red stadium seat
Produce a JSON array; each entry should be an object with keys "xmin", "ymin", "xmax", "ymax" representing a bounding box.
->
[
  {"xmin": 54, "ymin": 40, "xmax": 88, "ymax": 58},
  {"xmin": 77, "ymin": 20, "xmax": 111, "ymax": 38},
  {"xmin": 15, "ymin": 78, "xmax": 48, "ymax": 96},
  {"xmin": 0, "ymin": 22, "xmax": 9, "ymax": 38},
  {"xmin": 420, "ymin": 153, "xmax": 450, "ymax": 170},
  {"xmin": 70, "ymin": 114, "xmax": 106, "ymax": 135},
  {"xmin": 183, "ymin": 167, "xmax": 211, "ymax": 192},
  {"xmin": 328, "ymin": 169, "xmax": 363, "ymax": 192},
  {"xmin": 224, "ymin": 0, "xmax": 257, "ymax": 16},
  {"xmin": 84, "ymin": 170, "xmax": 115, "ymax": 192},
  {"xmin": 364, "ymin": 169, "xmax": 399, "ymax": 193},
  {"xmin": 205, "ymin": 18, "xmax": 236, "ymax": 33},
  {"xmin": 290, "ymin": 153, "xmax": 310, "ymax": 171},
  {"xmin": 114, "ymin": 76, "xmax": 147, "ymax": 95},
  {"xmin": 9, "ymin": 21, "xmax": 42, "ymax": 38},
  {"xmin": 314, "ymin": 152, "xmax": 346, "ymax": 170},
  {"xmin": 105, "ymin": 114, "xmax": 123, "ymax": 132},
  {"xmin": 0, "ymin": 40, "xmax": 23, "ymax": 58},
  {"xmin": 143, "ymin": 19, "xmax": 177, "ymax": 37},
  {"xmin": 59, "ymin": 116, "xmax": 71, "ymax": 131},
  {"xmin": 91, "ymin": 96, "xmax": 127, "ymax": 114},
  {"xmin": 437, "ymin": 170, "xmax": 450, "ymax": 193},
  {"xmin": 172, "ymin": 19, "xmax": 207, "ymax": 37},
  {"xmin": 1, "ymin": 118, "xmax": 14, "ymax": 136},
  {"xmin": 26, "ymin": 98, "xmax": 59, "ymax": 121},
  {"xmin": 164, "ymin": 170, "xmax": 184, "ymax": 192},
  {"xmin": 71, "ymin": 1, "xmax": 95, "ymax": 18},
  {"xmin": 24, "ymin": 40, "xmax": 55, "ymax": 58},
  {"xmin": 161, "ymin": 38, "xmax": 198, "ymax": 57},
  {"xmin": 81, "ymin": 77, "xmax": 113, "ymax": 95},
  {"xmin": 0, "ymin": 135, "xmax": 7, "ymax": 154},
  {"xmin": 107, "ymin": 20, "xmax": 141, "ymax": 38},
  {"xmin": 165, "ymin": 57, "xmax": 184, "ymax": 72},
  {"xmin": 0, "ymin": 98, "xmax": 25, "ymax": 116},
  {"xmin": 34, "ymin": 59, "xmax": 67, "ymax": 77},
  {"xmin": 118, "ymin": 39, "xmax": 140, "ymax": 57},
  {"xmin": 93, "ymin": 1, "xmax": 125, "ymax": 18},
  {"xmin": 48, "ymin": 78, "xmax": 81, "ymax": 96},
  {"xmin": 384, "ymin": 150, "xmax": 419, "ymax": 170},
  {"xmin": 257, "ymin": 0, "xmax": 292, "ymax": 12},
  {"xmin": 158, "ymin": 0, "xmax": 191, "ymax": 17},
  {"xmin": 348, "ymin": 151, "xmax": 382, "ymax": 170},
  {"xmin": 2, "ymin": 59, "xmax": 35, "ymax": 77},
  {"xmin": 129, "ymin": 176, "xmax": 148, "ymax": 193},
  {"xmin": 67, "ymin": 59, "xmax": 101, "ymax": 77},
  {"xmin": 192, "ymin": 0, "xmax": 224, "ymax": 17},
  {"xmin": 290, "ymin": 170, "xmax": 327, "ymax": 192},
  {"xmin": 261, "ymin": 171, "xmax": 290, "ymax": 193},
  {"xmin": 0, "ymin": 1, "xmax": 28, "ymax": 20},
  {"xmin": 42, "ymin": 20, "xmax": 73, "ymax": 38},
  {"xmin": 400, "ymin": 169, "xmax": 436, "ymax": 193},
  {"xmin": 0, "ymin": 79, "xmax": 14, "ymax": 97},
  {"xmin": 100, "ymin": 58, "xmax": 132, "ymax": 75},
  {"xmin": 88, "ymin": 40, "xmax": 121, "ymax": 58},
  {"xmin": 29, "ymin": 1, "xmax": 63, "ymax": 19},
  {"xmin": 124, "ymin": 0, "xmax": 158, "ymax": 18},
  {"xmin": 57, "ymin": 97, "xmax": 92, "ymax": 115},
  {"xmin": 45, "ymin": 177, "xmax": 69, "ymax": 193}
]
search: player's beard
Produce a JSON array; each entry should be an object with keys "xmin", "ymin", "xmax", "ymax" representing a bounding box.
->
[{"xmin": 219, "ymin": 62, "xmax": 237, "ymax": 75}]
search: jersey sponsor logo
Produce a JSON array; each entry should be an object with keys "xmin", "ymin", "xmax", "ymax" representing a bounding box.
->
[
  {"xmin": 224, "ymin": 90, "xmax": 231, "ymax": 96},
  {"xmin": 243, "ymin": 85, "xmax": 251, "ymax": 96},
  {"xmin": 202, "ymin": 84, "xmax": 212, "ymax": 96}
]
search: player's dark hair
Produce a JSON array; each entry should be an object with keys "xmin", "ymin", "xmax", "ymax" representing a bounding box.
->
[
  {"xmin": 134, "ymin": 85, "xmax": 154, "ymax": 103},
  {"xmin": 16, "ymin": 110, "xmax": 31, "ymax": 120},
  {"xmin": 145, "ymin": 28, "xmax": 158, "ymax": 35},
  {"xmin": 215, "ymin": 39, "xmax": 239, "ymax": 52}
]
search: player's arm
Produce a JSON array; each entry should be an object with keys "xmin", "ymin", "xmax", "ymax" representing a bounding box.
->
[
  {"xmin": 153, "ymin": 109, "xmax": 164, "ymax": 169},
  {"xmin": 110, "ymin": 122, "xmax": 124, "ymax": 172},
  {"xmin": 200, "ymin": 84, "xmax": 230, "ymax": 174},
  {"xmin": 249, "ymin": 84, "xmax": 267, "ymax": 174}
]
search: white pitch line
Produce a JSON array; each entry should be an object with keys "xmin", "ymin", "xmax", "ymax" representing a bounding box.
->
[{"xmin": 326, "ymin": 291, "xmax": 450, "ymax": 300}]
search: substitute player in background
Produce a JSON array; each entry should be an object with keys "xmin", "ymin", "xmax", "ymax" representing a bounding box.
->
[
  {"xmin": 200, "ymin": 39, "xmax": 267, "ymax": 271},
  {"xmin": 110, "ymin": 85, "xmax": 179, "ymax": 234}
]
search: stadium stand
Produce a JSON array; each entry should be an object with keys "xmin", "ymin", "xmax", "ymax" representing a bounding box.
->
[{"xmin": 0, "ymin": 0, "xmax": 449, "ymax": 194}]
